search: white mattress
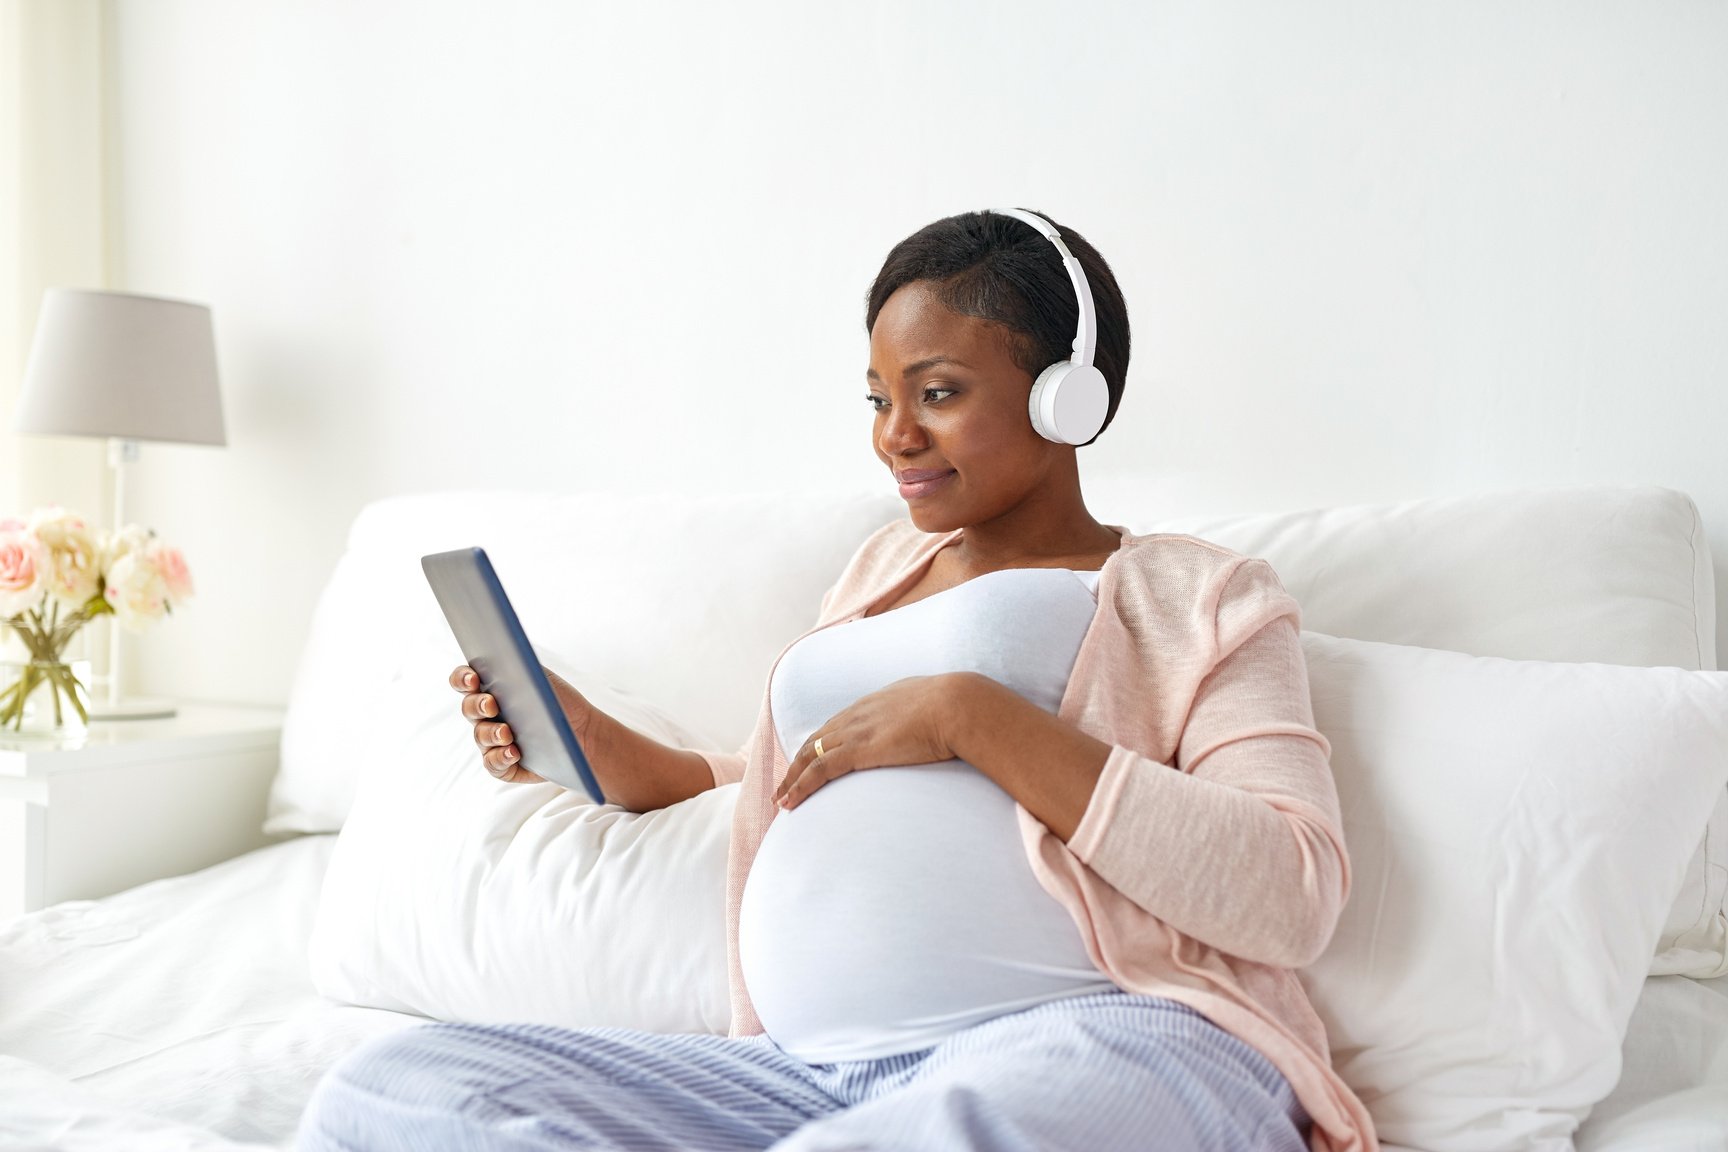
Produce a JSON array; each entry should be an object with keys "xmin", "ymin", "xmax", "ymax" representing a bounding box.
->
[{"xmin": 0, "ymin": 834, "xmax": 1724, "ymax": 1151}]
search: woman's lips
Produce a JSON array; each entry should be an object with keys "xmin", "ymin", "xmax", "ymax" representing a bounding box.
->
[{"xmin": 896, "ymin": 469, "xmax": 956, "ymax": 499}]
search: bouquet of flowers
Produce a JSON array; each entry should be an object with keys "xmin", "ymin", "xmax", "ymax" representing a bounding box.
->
[{"xmin": 0, "ymin": 508, "xmax": 194, "ymax": 730}]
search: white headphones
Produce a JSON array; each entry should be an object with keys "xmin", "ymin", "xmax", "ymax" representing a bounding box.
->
[{"xmin": 988, "ymin": 208, "xmax": 1111, "ymax": 445}]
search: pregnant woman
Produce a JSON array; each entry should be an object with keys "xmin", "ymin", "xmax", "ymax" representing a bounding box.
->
[{"xmin": 298, "ymin": 210, "xmax": 1379, "ymax": 1151}]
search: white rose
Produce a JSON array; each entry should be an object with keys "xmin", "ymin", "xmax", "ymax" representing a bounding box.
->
[
  {"xmin": 103, "ymin": 551, "xmax": 170, "ymax": 632},
  {"xmin": 100, "ymin": 524, "xmax": 155, "ymax": 570},
  {"xmin": 27, "ymin": 508, "xmax": 101, "ymax": 609}
]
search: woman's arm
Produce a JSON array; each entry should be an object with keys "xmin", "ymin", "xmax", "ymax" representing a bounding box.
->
[
  {"xmin": 576, "ymin": 693, "xmax": 719, "ymax": 813},
  {"xmin": 944, "ymin": 674, "xmax": 1110, "ymax": 842},
  {"xmin": 953, "ymin": 614, "xmax": 1346, "ymax": 969},
  {"xmin": 1063, "ymin": 564, "xmax": 1348, "ymax": 971}
]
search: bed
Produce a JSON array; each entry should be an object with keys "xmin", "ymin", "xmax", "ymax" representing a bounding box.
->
[
  {"xmin": 2, "ymin": 481, "xmax": 1726, "ymax": 1152},
  {"xmin": 1, "ymin": 835, "xmax": 1725, "ymax": 1152}
]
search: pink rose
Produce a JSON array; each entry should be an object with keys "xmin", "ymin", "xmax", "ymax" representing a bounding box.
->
[
  {"xmin": 149, "ymin": 543, "xmax": 194, "ymax": 603},
  {"xmin": 0, "ymin": 527, "xmax": 44, "ymax": 617}
]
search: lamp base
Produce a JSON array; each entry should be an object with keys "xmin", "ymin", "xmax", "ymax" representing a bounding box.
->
[{"xmin": 87, "ymin": 698, "xmax": 178, "ymax": 722}]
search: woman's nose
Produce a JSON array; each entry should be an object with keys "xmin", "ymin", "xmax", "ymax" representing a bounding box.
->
[{"xmin": 878, "ymin": 402, "xmax": 929, "ymax": 455}]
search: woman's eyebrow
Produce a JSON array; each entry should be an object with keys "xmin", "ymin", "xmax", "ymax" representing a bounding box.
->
[{"xmin": 865, "ymin": 356, "xmax": 973, "ymax": 382}]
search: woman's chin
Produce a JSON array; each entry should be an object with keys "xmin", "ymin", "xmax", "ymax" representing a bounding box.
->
[{"xmin": 904, "ymin": 500, "xmax": 964, "ymax": 534}]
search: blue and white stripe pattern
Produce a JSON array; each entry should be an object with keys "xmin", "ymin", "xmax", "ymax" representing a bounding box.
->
[{"xmin": 297, "ymin": 989, "xmax": 1310, "ymax": 1151}]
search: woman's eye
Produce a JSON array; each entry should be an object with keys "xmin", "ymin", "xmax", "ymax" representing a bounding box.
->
[{"xmin": 865, "ymin": 388, "xmax": 951, "ymax": 411}]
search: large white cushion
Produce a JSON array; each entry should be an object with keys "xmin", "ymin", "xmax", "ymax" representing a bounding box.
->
[
  {"xmin": 1295, "ymin": 633, "xmax": 1728, "ymax": 1151},
  {"xmin": 1107, "ymin": 482, "xmax": 1716, "ymax": 669},
  {"xmin": 269, "ymin": 489, "xmax": 902, "ymax": 836},
  {"xmin": 1109, "ymin": 482, "xmax": 1725, "ymax": 978},
  {"xmin": 309, "ymin": 648, "xmax": 735, "ymax": 1033}
]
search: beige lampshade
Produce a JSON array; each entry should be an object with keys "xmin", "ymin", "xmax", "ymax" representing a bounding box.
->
[{"xmin": 14, "ymin": 288, "xmax": 226, "ymax": 446}]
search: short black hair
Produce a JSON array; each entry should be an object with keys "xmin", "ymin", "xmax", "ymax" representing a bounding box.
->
[{"xmin": 865, "ymin": 209, "xmax": 1130, "ymax": 444}]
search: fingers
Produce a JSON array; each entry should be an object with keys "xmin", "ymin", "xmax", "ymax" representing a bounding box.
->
[
  {"xmin": 775, "ymin": 732, "xmax": 842, "ymax": 810},
  {"xmin": 448, "ymin": 668, "xmax": 544, "ymax": 786},
  {"xmin": 451, "ymin": 668, "xmax": 499, "ymax": 721},
  {"xmin": 482, "ymin": 743, "xmax": 543, "ymax": 784},
  {"xmin": 471, "ymin": 719, "xmax": 513, "ymax": 748},
  {"xmin": 460, "ymin": 691, "xmax": 499, "ymax": 721}
]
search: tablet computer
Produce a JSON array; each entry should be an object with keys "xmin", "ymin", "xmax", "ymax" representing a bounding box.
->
[{"xmin": 420, "ymin": 547, "xmax": 606, "ymax": 804}]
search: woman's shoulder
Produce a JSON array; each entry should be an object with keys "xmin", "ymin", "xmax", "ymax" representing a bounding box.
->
[
  {"xmin": 1110, "ymin": 529, "xmax": 1258, "ymax": 575},
  {"xmin": 1107, "ymin": 532, "xmax": 1299, "ymax": 626}
]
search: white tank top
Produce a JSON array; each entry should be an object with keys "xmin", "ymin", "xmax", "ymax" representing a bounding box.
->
[{"xmin": 739, "ymin": 566, "xmax": 1119, "ymax": 1063}]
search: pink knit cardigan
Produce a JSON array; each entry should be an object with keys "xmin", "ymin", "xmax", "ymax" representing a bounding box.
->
[{"xmin": 698, "ymin": 520, "xmax": 1379, "ymax": 1152}]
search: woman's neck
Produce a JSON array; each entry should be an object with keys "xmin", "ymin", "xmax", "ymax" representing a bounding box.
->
[{"xmin": 947, "ymin": 493, "xmax": 1122, "ymax": 574}]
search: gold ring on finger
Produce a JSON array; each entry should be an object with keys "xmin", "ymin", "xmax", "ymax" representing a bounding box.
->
[{"xmin": 813, "ymin": 736, "xmax": 825, "ymax": 759}]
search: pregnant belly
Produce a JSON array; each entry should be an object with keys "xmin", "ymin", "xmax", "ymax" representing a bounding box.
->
[{"xmin": 738, "ymin": 761, "xmax": 1116, "ymax": 1064}]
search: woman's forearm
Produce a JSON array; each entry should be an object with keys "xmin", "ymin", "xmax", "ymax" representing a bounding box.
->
[
  {"xmin": 580, "ymin": 705, "xmax": 717, "ymax": 813},
  {"xmin": 946, "ymin": 672, "xmax": 1111, "ymax": 842}
]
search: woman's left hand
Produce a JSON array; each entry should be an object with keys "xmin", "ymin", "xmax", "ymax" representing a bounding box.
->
[{"xmin": 773, "ymin": 672, "xmax": 976, "ymax": 810}]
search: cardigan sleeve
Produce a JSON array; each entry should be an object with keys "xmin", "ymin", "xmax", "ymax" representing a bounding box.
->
[
  {"xmin": 698, "ymin": 744, "xmax": 749, "ymax": 788},
  {"xmin": 1065, "ymin": 558, "xmax": 1351, "ymax": 970}
]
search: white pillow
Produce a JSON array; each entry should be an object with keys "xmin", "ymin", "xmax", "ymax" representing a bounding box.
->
[
  {"xmin": 308, "ymin": 647, "xmax": 733, "ymax": 1034},
  {"xmin": 1109, "ymin": 481, "xmax": 1726, "ymax": 979},
  {"xmin": 1296, "ymin": 632, "xmax": 1728, "ymax": 1151}
]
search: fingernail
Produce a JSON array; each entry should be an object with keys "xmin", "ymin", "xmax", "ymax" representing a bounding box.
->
[{"xmin": 503, "ymin": 747, "xmax": 517, "ymax": 762}]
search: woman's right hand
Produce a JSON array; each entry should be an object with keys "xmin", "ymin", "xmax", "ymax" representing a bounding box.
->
[
  {"xmin": 450, "ymin": 664, "xmax": 593, "ymax": 785},
  {"xmin": 450, "ymin": 664, "xmax": 714, "ymax": 812}
]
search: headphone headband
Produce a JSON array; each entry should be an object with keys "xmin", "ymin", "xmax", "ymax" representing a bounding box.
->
[
  {"xmin": 985, "ymin": 208, "xmax": 1110, "ymax": 445},
  {"xmin": 987, "ymin": 207, "xmax": 1098, "ymax": 369}
]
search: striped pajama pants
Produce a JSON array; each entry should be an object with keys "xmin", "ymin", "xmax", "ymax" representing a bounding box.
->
[{"xmin": 296, "ymin": 989, "xmax": 1311, "ymax": 1151}]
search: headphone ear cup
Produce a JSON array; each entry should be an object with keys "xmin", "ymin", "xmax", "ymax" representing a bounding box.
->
[{"xmin": 1028, "ymin": 362, "xmax": 1109, "ymax": 445}]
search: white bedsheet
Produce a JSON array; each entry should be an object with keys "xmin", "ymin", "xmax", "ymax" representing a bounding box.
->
[
  {"xmin": 0, "ymin": 835, "xmax": 420, "ymax": 1150},
  {"xmin": 1577, "ymin": 972, "xmax": 1728, "ymax": 1152},
  {"xmin": 1, "ymin": 834, "xmax": 1724, "ymax": 1151}
]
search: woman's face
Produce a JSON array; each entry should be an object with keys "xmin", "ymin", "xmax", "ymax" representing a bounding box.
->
[{"xmin": 866, "ymin": 280, "xmax": 1062, "ymax": 535}]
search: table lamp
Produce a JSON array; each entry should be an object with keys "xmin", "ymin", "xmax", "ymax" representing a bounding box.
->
[{"xmin": 12, "ymin": 288, "xmax": 226, "ymax": 720}]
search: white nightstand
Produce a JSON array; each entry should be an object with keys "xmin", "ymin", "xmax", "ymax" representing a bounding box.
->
[{"xmin": 0, "ymin": 702, "xmax": 287, "ymax": 920}]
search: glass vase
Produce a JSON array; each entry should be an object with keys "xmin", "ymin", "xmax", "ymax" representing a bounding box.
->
[{"xmin": 0, "ymin": 656, "xmax": 93, "ymax": 738}]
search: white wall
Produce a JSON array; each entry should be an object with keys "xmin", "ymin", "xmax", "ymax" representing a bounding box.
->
[
  {"xmin": 0, "ymin": 0, "xmax": 113, "ymax": 666},
  {"xmin": 0, "ymin": 0, "xmax": 111, "ymax": 533},
  {"xmin": 55, "ymin": 0, "xmax": 1728, "ymax": 703}
]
